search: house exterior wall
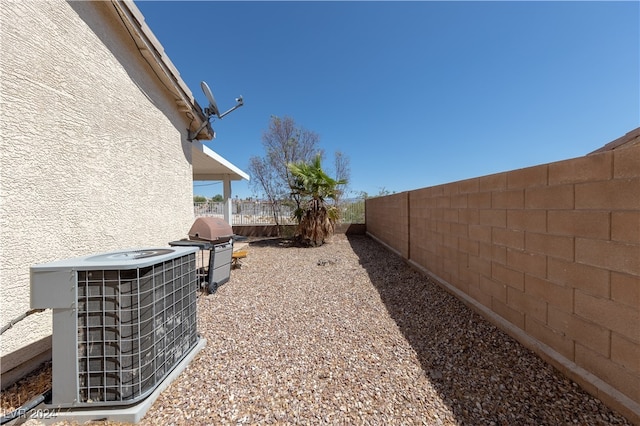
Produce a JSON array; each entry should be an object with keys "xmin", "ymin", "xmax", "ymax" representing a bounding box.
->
[
  {"xmin": 365, "ymin": 136, "xmax": 640, "ymax": 423},
  {"xmin": 1, "ymin": 0, "xmax": 194, "ymax": 370}
]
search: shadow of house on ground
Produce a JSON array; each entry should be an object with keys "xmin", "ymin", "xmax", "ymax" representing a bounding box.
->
[{"xmin": 347, "ymin": 235, "xmax": 630, "ymax": 426}]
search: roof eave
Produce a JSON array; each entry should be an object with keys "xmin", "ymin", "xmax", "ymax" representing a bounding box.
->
[{"xmin": 113, "ymin": 0, "xmax": 214, "ymax": 141}]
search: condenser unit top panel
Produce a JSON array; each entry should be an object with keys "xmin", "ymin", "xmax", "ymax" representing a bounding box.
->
[
  {"xmin": 30, "ymin": 247, "xmax": 198, "ymax": 271},
  {"xmin": 31, "ymin": 247, "xmax": 199, "ymax": 309}
]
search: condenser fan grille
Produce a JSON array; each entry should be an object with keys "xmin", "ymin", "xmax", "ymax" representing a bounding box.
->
[{"xmin": 76, "ymin": 253, "xmax": 198, "ymax": 404}]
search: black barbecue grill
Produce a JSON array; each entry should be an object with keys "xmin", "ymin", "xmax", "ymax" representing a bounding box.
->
[{"xmin": 169, "ymin": 217, "xmax": 234, "ymax": 294}]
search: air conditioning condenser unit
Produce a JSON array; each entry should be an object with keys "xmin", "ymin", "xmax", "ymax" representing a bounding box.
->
[{"xmin": 30, "ymin": 247, "xmax": 206, "ymax": 422}]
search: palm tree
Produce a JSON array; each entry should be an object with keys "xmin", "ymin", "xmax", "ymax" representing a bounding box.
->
[{"xmin": 288, "ymin": 154, "xmax": 347, "ymax": 246}]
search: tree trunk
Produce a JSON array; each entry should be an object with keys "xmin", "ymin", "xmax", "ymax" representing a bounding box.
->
[{"xmin": 296, "ymin": 199, "xmax": 334, "ymax": 246}]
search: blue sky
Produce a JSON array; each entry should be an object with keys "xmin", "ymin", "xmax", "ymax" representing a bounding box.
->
[{"xmin": 135, "ymin": 1, "xmax": 639, "ymax": 200}]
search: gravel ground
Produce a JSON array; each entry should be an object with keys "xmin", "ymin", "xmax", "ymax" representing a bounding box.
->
[{"xmin": 1, "ymin": 234, "xmax": 632, "ymax": 425}]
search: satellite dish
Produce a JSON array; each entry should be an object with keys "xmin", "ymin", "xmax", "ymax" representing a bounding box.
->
[
  {"xmin": 188, "ymin": 80, "xmax": 244, "ymax": 141},
  {"xmin": 201, "ymin": 81, "xmax": 220, "ymax": 118}
]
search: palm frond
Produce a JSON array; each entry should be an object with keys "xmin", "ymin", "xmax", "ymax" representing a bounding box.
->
[{"xmin": 287, "ymin": 153, "xmax": 348, "ymax": 246}]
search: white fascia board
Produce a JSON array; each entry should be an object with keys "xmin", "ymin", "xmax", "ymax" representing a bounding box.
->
[{"xmin": 192, "ymin": 140, "xmax": 250, "ymax": 182}]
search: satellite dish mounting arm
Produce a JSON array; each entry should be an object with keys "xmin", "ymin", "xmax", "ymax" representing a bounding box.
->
[
  {"xmin": 217, "ymin": 96, "xmax": 244, "ymax": 119},
  {"xmin": 187, "ymin": 81, "xmax": 244, "ymax": 141},
  {"xmin": 188, "ymin": 117, "xmax": 215, "ymax": 142}
]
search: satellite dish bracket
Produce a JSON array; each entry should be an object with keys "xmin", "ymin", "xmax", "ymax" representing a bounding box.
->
[{"xmin": 188, "ymin": 81, "xmax": 244, "ymax": 141}]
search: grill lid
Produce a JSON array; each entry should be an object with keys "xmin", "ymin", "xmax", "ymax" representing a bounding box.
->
[{"xmin": 188, "ymin": 217, "xmax": 233, "ymax": 242}]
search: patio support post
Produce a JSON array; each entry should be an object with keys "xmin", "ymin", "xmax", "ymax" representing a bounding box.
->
[{"xmin": 223, "ymin": 176, "xmax": 232, "ymax": 225}]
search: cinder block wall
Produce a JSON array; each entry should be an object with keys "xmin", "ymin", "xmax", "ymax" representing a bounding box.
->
[
  {"xmin": 365, "ymin": 192, "xmax": 410, "ymax": 259},
  {"xmin": 365, "ymin": 133, "xmax": 639, "ymax": 422}
]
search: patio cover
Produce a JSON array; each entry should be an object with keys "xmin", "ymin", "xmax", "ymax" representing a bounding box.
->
[{"xmin": 191, "ymin": 140, "xmax": 250, "ymax": 182}]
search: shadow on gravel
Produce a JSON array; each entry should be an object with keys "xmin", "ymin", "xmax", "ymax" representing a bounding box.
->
[
  {"xmin": 347, "ymin": 234, "xmax": 630, "ymax": 426},
  {"xmin": 246, "ymin": 236, "xmax": 334, "ymax": 249},
  {"xmin": 245, "ymin": 237, "xmax": 296, "ymax": 248}
]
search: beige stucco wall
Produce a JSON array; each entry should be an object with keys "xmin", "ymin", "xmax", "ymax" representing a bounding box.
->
[{"xmin": 0, "ymin": 1, "xmax": 195, "ymax": 365}]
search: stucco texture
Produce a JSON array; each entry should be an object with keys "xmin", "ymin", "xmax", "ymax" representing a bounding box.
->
[{"xmin": 1, "ymin": 1, "xmax": 195, "ymax": 358}]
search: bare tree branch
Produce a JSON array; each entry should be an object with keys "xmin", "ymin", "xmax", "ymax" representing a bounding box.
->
[
  {"xmin": 333, "ymin": 151, "xmax": 350, "ymax": 204},
  {"xmin": 248, "ymin": 116, "xmax": 351, "ymax": 237}
]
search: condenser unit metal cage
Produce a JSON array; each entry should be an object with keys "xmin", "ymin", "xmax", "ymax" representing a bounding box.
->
[{"xmin": 30, "ymin": 247, "xmax": 200, "ymax": 408}]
